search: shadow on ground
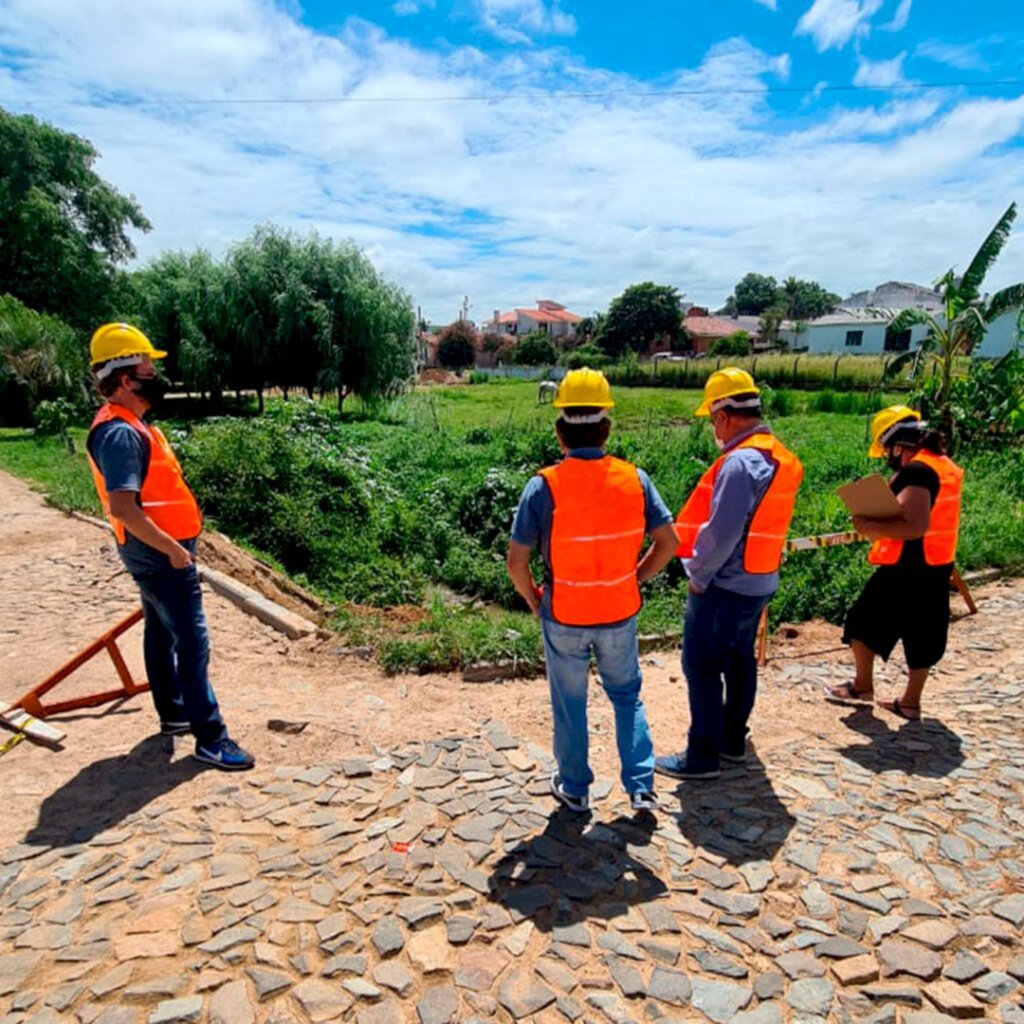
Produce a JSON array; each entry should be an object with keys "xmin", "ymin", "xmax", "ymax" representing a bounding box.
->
[
  {"xmin": 487, "ymin": 808, "xmax": 668, "ymax": 929},
  {"xmin": 665, "ymin": 750, "xmax": 797, "ymax": 866},
  {"xmin": 22, "ymin": 734, "xmax": 203, "ymax": 848},
  {"xmin": 837, "ymin": 706, "xmax": 964, "ymax": 777}
]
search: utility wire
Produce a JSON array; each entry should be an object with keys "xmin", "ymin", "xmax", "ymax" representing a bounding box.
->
[{"xmin": 8, "ymin": 78, "xmax": 1024, "ymax": 107}]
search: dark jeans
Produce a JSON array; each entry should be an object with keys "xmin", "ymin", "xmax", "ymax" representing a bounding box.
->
[
  {"xmin": 682, "ymin": 584, "xmax": 771, "ymax": 770},
  {"xmin": 128, "ymin": 552, "xmax": 227, "ymax": 746}
]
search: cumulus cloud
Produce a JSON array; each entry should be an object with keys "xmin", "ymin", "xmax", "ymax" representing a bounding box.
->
[
  {"xmin": 393, "ymin": 0, "xmax": 434, "ymax": 15},
  {"xmin": 795, "ymin": 0, "xmax": 884, "ymax": 52},
  {"xmin": 853, "ymin": 51, "xmax": 908, "ymax": 88},
  {"xmin": 0, "ymin": 0, "xmax": 1021, "ymax": 320},
  {"xmin": 473, "ymin": 0, "xmax": 576, "ymax": 45}
]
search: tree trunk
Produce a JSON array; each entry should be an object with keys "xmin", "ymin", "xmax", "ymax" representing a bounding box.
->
[{"xmin": 257, "ymin": 387, "xmax": 265, "ymax": 415}]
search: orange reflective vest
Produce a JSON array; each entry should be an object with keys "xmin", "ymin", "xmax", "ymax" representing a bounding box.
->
[
  {"xmin": 87, "ymin": 403, "xmax": 203, "ymax": 545},
  {"xmin": 868, "ymin": 451, "xmax": 963, "ymax": 567},
  {"xmin": 538, "ymin": 456, "xmax": 646, "ymax": 627},
  {"xmin": 675, "ymin": 433, "xmax": 804, "ymax": 574}
]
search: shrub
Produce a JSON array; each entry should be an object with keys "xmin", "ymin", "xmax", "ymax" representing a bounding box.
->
[
  {"xmin": 437, "ymin": 322, "xmax": 477, "ymax": 370},
  {"xmin": 513, "ymin": 330, "xmax": 558, "ymax": 366},
  {"xmin": 561, "ymin": 343, "xmax": 609, "ymax": 369},
  {"xmin": 710, "ymin": 331, "xmax": 751, "ymax": 356}
]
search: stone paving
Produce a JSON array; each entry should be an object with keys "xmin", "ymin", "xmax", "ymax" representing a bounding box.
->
[{"xmin": 2, "ymin": 585, "xmax": 1024, "ymax": 1024}]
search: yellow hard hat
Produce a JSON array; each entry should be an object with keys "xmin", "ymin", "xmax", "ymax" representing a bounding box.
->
[
  {"xmin": 553, "ymin": 367, "xmax": 614, "ymax": 409},
  {"xmin": 90, "ymin": 322, "xmax": 167, "ymax": 368},
  {"xmin": 869, "ymin": 405, "xmax": 922, "ymax": 458},
  {"xmin": 695, "ymin": 367, "xmax": 760, "ymax": 417}
]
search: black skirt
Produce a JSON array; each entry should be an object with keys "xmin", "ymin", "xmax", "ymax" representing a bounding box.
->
[{"xmin": 843, "ymin": 564, "xmax": 953, "ymax": 670}]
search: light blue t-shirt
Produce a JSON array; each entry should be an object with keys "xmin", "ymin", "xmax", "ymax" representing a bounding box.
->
[
  {"xmin": 682, "ymin": 425, "xmax": 780, "ymax": 597},
  {"xmin": 509, "ymin": 448, "xmax": 674, "ymax": 624}
]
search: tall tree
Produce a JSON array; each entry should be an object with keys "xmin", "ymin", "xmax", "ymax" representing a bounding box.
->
[
  {"xmin": 598, "ymin": 283, "xmax": 683, "ymax": 357},
  {"xmin": 0, "ymin": 108, "xmax": 150, "ymax": 327},
  {"xmin": 886, "ymin": 202, "xmax": 1024, "ymax": 440},
  {"xmin": 779, "ymin": 276, "xmax": 840, "ymax": 320},
  {"xmin": 723, "ymin": 273, "xmax": 778, "ymax": 315}
]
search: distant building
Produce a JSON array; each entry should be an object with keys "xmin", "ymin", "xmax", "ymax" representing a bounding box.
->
[
  {"xmin": 484, "ymin": 300, "xmax": 583, "ymax": 341},
  {"xmin": 677, "ymin": 307, "xmax": 749, "ymax": 355},
  {"xmin": 843, "ymin": 280, "xmax": 943, "ymax": 312}
]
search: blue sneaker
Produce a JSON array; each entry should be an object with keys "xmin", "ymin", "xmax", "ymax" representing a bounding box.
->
[
  {"xmin": 654, "ymin": 753, "xmax": 720, "ymax": 781},
  {"xmin": 194, "ymin": 737, "xmax": 255, "ymax": 771}
]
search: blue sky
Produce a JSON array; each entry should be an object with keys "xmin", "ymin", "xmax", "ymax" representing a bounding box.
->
[{"xmin": 1, "ymin": 0, "xmax": 1022, "ymax": 322}]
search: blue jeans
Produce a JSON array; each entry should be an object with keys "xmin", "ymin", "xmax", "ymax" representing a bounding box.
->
[
  {"xmin": 125, "ymin": 545, "xmax": 227, "ymax": 746},
  {"xmin": 540, "ymin": 615, "xmax": 655, "ymax": 797},
  {"xmin": 682, "ymin": 585, "xmax": 771, "ymax": 770}
]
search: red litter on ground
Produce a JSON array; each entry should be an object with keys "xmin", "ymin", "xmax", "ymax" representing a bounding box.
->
[{"xmin": 391, "ymin": 842, "xmax": 411, "ymax": 854}]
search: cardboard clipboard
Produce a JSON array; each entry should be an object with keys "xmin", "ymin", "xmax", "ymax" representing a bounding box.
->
[{"xmin": 837, "ymin": 474, "xmax": 901, "ymax": 519}]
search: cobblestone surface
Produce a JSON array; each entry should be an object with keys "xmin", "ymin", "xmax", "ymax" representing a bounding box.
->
[{"xmin": 3, "ymin": 580, "xmax": 1024, "ymax": 1024}]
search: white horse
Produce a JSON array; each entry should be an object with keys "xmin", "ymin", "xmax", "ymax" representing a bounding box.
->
[{"xmin": 537, "ymin": 380, "xmax": 558, "ymax": 404}]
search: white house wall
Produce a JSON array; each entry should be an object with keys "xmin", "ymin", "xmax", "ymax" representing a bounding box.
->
[
  {"xmin": 975, "ymin": 310, "xmax": 1021, "ymax": 358},
  {"xmin": 780, "ymin": 318, "xmax": 1012, "ymax": 356}
]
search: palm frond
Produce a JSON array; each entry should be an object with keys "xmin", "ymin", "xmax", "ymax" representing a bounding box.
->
[
  {"xmin": 885, "ymin": 307, "xmax": 935, "ymax": 336},
  {"xmin": 983, "ymin": 282, "xmax": 1024, "ymax": 323},
  {"xmin": 959, "ymin": 202, "xmax": 1018, "ymax": 302},
  {"xmin": 882, "ymin": 348, "xmax": 920, "ymax": 380}
]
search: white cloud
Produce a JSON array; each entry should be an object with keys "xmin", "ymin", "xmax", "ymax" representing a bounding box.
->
[
  {"xmin": 853, "ymin": 51, "xmax": 908, "ymax": 88},
  {"xmin": 0, "ymin": 0, "xmax": 1021, "ymax": 321},
  {"xmin": 916, "ymin": 40, "xmax": 988, "ymax": 72},
  {"xmin": 795, "ymin": 0, "xmax": 884, "ymax": 52},
  {"xmin": 473, "ymin": 0, "xmax": 576, "ymax": 45},
  {"xmin": 393, "ymin": 0, "xmax": 434, "ymax": 15},
  {"xmin": 882, "ymin": 0, "xmax": 912, "ymax": 32},
  {"xmin": 752, "ymin": 0, "xmax": 778, "ymax": 10}
]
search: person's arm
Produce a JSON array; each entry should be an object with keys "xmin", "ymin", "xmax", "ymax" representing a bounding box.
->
[
  {"xmin": 853, "ymin": 486, "xmax": 931, "ymax": 542},
  {"xmin": 683, "ymin": 456, "xmax": 761, "ymax": 594},
  {"xmin": 108, "ymin": 492, "xmax": 195, "ymax": 568},
  {"xmin": 506, "ymin": 541, "xmax": 541, "ymax": 615},
  {"xmin": 637, "ymin": 523, "xmax": 679, "ymax": 583}
]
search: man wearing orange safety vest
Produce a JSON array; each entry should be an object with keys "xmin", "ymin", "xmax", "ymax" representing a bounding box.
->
[
  {"xmin": 506, "ymin": 369, "xmax": 679, "ymax": 813},
  {"xmin": 655, "ymin": 368, "xmax": 803, "ymax": 780},
  {"xmin": 826, "ymin": 406, "xmax": 963, "ymax": 720},
  {"xmin": 86, "ymin": 323, "xmax": 254, "ymax": 770}
]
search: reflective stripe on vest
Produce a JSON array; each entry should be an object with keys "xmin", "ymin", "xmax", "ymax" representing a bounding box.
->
[
  {"xmin": 675, "ymin": 433, "xmax": 804, "ymax": 575},
  {"xmin": 538, "ymin": 456, "xmax": 646, "ymax": 627},
  {"xmin": 868, "ymin": 451, "xmax": 963, "ymax": 567},
  {"xmin": 87, "ymin": 403, "xmax": 203, "ymax": 545}
]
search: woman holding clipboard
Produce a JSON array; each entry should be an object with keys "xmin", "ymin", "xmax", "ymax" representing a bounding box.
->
[{"xmin": 826, "ymin": 406, "xmax": 963, "ymax": 720}]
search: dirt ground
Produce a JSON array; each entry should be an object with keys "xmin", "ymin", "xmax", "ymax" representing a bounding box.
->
[{"xmin": 0, "ymin": 469, "xmax": 992, "ymax": 840}]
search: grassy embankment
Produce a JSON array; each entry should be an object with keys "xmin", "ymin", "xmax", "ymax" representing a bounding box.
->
[{"xmin": 1, "ymin": 378, "xmax": 1021, "ymax": 674}]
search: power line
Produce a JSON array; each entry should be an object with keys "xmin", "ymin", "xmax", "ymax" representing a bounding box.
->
[{"xmin": 7, "ymin": 78, "xmax": 1024, "ymax": 107}]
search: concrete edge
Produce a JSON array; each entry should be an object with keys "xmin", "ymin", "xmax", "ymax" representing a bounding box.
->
[{"xmin": 66, "ymin": 510, "xmax": 318, "ymax": 641}]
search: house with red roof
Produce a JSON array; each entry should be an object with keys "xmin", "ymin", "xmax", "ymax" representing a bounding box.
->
[
  {"xmin": 484, "ymin": 300, "xmax": 583, "ymax": 342},
  {"xmin": 680, "ymin": 307, "xmax": 754, "ymax": 354}
]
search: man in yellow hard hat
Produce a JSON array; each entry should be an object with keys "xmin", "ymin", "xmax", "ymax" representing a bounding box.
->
[
  {"xmin": 506, "ymin": 368, "xmax": 679, "ymax": 813},
  {"xmin": 86, "ymin": 323, "xmax": 255, "ymax": 770},
  {"xmin": 826, "ymin": 406, "xmax": 963, "ymax": 719},
  {"xmin": 655, "ymin": 368, "xmax": 803, "ymax": 780}
]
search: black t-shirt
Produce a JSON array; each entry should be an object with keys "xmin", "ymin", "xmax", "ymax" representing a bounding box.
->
[{"xmin": 886, "ymin": 460, "xmax": 947, "ymax": 574}]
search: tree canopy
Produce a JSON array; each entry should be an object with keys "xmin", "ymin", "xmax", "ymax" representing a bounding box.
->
[
  {"xmin": 598, "ymin": 282, "xmax": 683, "ymax": 357},
  {"xmin": 722, "ymin": 272, "xmax": 839, "ymax": 321},
  {"xmin": 0, "ymin": 107, "xmax": 150, "ymax": 327},
  {"xmin": 436, "ymin": 321, "xmax": 478, "ymax": 370}
]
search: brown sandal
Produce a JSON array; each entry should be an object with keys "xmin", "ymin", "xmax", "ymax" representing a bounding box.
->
[
  {"xmin": 825, "ymin": 682, "xmax": 875, "ymax": 703},
  {"xmin": 877, "ymin": 698, "xmax": 921, "ymax": 721}
]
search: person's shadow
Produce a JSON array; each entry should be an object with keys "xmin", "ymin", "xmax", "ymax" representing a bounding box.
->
[
  {"xmin": 837, "ymin": 706, "xmax": 964, "ymax": 777},
  {"xmin": 22, "ymin": 735, "xmax": 204, "ymax": 849},
  {"xmin": 664, "ymin": 749, "xmax": 797, "ymax": 866},
  {"xmin": 487, "ymin": 808, "xmax": 668, "ymax": 929}
]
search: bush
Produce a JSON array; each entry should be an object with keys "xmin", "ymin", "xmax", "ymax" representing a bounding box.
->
[
  {"xmin": 710, "ymin": 331, "xmax": 751, "ymax": 357},
  {"xmin": 513, "ymin": 330, "xmax": 558, "ymax": 366},
  {"xmin": 437, "ymin": 322, "xmax": 477, "ymax": 370},
  {"xmin": 561, "ymin": 343, "xmax": 609, "ymax": 369}
]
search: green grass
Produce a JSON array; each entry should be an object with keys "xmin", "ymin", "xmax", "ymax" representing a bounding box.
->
[{"xmin": 1, "ymin": 385, "xmax": 1021, "ymax": 676}]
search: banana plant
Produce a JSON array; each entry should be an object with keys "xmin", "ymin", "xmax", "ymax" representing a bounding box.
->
[{"xmin": 880, "ymin": 202, "xmax": 1024, "ymax": 438}]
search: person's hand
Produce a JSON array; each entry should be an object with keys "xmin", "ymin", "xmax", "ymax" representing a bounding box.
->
[
  {"xmin": 852, "ymin": 515, "xmax": 881, "ymax": 539},
  {"xmin": 168, "ymin": 543, "xmax": 195, "ymax": 569},
  {"xmin": 526, "ymin": 585, "xmax": 542, "ymax": 617}
]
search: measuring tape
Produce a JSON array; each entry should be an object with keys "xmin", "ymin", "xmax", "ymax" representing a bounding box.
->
[
  {"xmin": 785, "ymin": 531, "xmax": 866, "ymax": 552},
  {"xmin": 0, "ymin": 730, "xmax": 27, "ymax": 758}
]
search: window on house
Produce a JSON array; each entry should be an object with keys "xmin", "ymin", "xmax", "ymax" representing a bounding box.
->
[
  {"xmin": 885, "ymin": 329, "xmax": 912, "ymax": 352},
  {"xmin": 845, "ymin": 330, "xmax": 863, "ymax": 347}
]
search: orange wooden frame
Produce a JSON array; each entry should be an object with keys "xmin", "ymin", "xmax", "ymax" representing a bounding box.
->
[{"xmin": 14, "ymin": 609, "xmax": 150, "ymax": 718}]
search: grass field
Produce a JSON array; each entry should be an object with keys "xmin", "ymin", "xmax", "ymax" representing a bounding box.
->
[{"xmin": 2, "ymin": 379, "xmax": 1022, "ymax": 674}]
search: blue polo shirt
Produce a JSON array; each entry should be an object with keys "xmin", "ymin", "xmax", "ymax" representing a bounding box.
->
[
  {"xmin": 682, "ymin": 425, "xmax": 780, "ymax": 597},
  {"xmin": 509, "ymin": 448, "xmax": 674, "ymax": 623}
]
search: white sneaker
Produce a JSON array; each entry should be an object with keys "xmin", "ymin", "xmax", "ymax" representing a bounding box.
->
[
  {"xmin": 630, "ymin": 791, "xmax": 659, "ymax": 812},
  {"xmin": 550, "ymin": 772, "xmax": 589, "ymax": 813}
]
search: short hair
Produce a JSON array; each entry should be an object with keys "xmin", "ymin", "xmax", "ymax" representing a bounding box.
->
[
  {"xmin": 716, "ymin": 391, "xmax": 762, "ymax": 420},
  {"xmin": 94, "ymin": 361, "xmax": 134, "ymax": 398},
  {"xmin": 555, "ymin": 410, "xmax": 611, "ymax": 450}
]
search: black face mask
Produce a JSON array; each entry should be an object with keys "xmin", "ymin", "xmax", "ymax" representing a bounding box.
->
[
  {"xmin": 886, "ymin": 450, "xmax": 903, "ymax": 472},
  {"xmin": 128, "ymin": 371, "xmax": 166, "ymax": 410}
]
